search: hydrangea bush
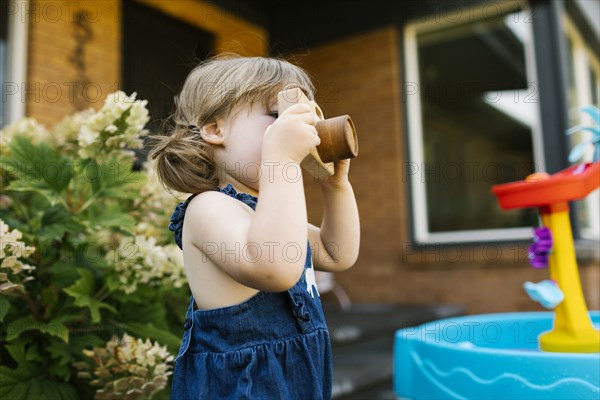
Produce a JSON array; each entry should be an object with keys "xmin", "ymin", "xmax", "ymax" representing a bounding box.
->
[
  {"xmin": 0, "ymin": 92, "xmax": 189, "ymax": 399},
  {"xmin": 74, "ymin": 334, "xmax": 174, "ymax": 400}
]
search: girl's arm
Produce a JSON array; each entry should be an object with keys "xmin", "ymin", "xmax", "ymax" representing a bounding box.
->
[{"xmin": 309, "ymin": 159, "xmax": 360, "ymax": 272}]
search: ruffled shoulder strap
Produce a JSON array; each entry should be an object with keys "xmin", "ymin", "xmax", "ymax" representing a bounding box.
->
[
  {"xmin": 168, "ymin": 194, "xmax": 198, "ymax": 250},
  {"xmin": 168, "ymin": 185, "xmax": 259, "ymax": 249},
  {"xmin": 218, "ymin": 184, "xmax": 258, "ymax": 211}
]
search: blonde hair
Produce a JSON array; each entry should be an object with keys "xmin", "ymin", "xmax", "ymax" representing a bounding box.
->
[{"xmin": 148, "ymin": 55, "xmax": 315, "ymax": 194}]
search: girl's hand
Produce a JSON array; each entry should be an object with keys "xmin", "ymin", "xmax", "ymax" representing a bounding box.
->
[
  {"xmin": 317, "ymin": 159, "xmax": 351, "ymax": 189},
  {"xmin": 262, "ymin": 104, "xmax": 321, "ymax": 164}
]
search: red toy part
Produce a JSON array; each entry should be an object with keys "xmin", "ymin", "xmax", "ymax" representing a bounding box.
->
[{"xmin": 491, "ymin": 162, "xmax": 600, "ymax": 210}]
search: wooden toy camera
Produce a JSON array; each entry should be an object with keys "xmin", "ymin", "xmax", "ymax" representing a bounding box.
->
[{"xmin": 277, "ymin": 88, "xmax": 359, "ymax": 177}]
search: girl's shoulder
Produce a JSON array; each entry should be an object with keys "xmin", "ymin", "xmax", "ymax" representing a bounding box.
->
[
  {"xmin": 186, "ymin": 189, "xmax": 253, "ymax": 221},
  {"xmin": 182, "ymin": 189, "xmax": 254, "ymax": 249}
]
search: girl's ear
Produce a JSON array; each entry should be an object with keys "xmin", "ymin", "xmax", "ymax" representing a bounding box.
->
[{"xmin": 200, "ymin": 121, "xmax": 225, "ymax": 145}]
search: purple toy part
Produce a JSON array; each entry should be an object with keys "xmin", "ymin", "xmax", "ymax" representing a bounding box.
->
[{"xmin": 528, "ymin": 227, "xmax": 553, "ymax": 269}]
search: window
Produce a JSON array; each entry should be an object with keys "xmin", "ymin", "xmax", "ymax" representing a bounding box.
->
[
  {"xmin": 1, "ymin": 0, "xmax": 28, "ymax": 127},
  {"xmin": 404, "ymin": 4, "xmax": 544, "ymax": 244},
  {"xmin": 0, "ymin": 1, "xmax": 8, "ymax": 127},
  {"xmin": 563, "ymin": 15, "xmax": 600, "ymax": 239}
]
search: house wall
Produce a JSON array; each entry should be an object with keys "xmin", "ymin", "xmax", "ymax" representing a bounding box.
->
[
  {"xmin": 25, "ymin": 0, "xmax": 266, "ymax": 126},
  {"xmin": 298, "ymin": 26, "xmax": 600, "ymax": 314},
  {"xmin": 26, "ymin": 0, "xmax": 121, "ymax": 126}
]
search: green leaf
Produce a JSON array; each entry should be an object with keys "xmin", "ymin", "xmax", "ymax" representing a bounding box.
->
[
  {"xmin": 64, "ymin": 268, "xmax": 116, "ymax": 323},
  {"xmin": 86, "ymin": 203, "xmax": 136, "ymax": 232},
  {"xmin": 0, "ymin": 364, "xmax": 33, "ymax": 397},
  {"xmin": 50, "ymin": 160, "xmax": 72, "ymax": 194},
  {"xmin": 0, "ymin": 337, "xmax": 76, "ymax": 400},
  {"xmin": 72, "ymin": 242, "xmax": 110, "ymax": 270},
  {"xmin": 0, "ymin": 364, "xmax": 77, "ymax": 400},
  {"xmin": 10, "ymin": 137, "xmax": 71, "ymax": 192},
  {"xmin": 38, "ymin": 206, "xmax": 84, "ymax": 242},
  {"xmin": 122, "ymin": 299, "xmax": 169, "ymax": 330},
  {"xmin": 2, "ymin": 136, "xmax": 72, "ymax": 205},
  {"xmin": 70, "ymin": 333, "xmax": 105, "ymax": 352},
  {"xmin": 4, "ymin": 343, "xmax": 27, "ymax": 365},
  {"xmin": 47, "ymin": 262, "xmax": 81, "ymax": 289},
  {"xmin": 46, "ymin": 340, "xmax": 72, "ymax": 367},
  {"xmin": 24, "ymin": 342, "xmax": 43, "ymax": 363},
  {"xmin": 47, "ymin": 333, "xmax": 103, "ymax": 368},
  {"xmin": 77, "ymin": 159, "xmax": 102, "ymax": 194},
  {"xmin": 0, "ymin": 296, "xmax": 10, "ymax": 322},
  {"xmin": 103, "ymin": 186, "xmax": 142, "ymax": 199},
  {"xmin": 6, "ymin": 316, "xmax": 69, "ymax": 343},
  {"xmin": 5, "ymin": 180, "xmax": 64, "ymax": 207},
  {"xmin": 48, "ymin": 363, "xmax": 71, "ymax": 381},
  {"xmin": 82, "ymin": 158, "xmax": 143, "ymax": 198}
]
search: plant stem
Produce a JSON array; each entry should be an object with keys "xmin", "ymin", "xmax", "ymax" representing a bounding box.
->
[
  {"xmin": 77, "ymin": 191, "xmax": 102, "ymax": 213},
  {"xmin": 66, "ymin": 186, "xmax": 73, "ymax": 210},
  {"xmin": 94, "ymin": 284, "xmax": 109, "ymax": 300}
]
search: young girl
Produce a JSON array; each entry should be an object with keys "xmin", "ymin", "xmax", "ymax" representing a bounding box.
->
[{"xmin": 150, "ymin": 55, "xmax": 360, "ymax": 399}]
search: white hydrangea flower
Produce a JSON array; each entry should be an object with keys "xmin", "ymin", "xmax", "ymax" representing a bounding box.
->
[
  {"xmin": 162, "ymin": 244, "xmax": 186, "ymax": 289},
  {"xmin": 0, "ymin": 220, "xmax": 35, "ymax": 259},
  {"xmin": 107, "ymin": 235, "xmax": 186, "ymax": 294},
  {"xmin": 0, "ymin": 118, "xmax": 50, "ymax": 155},
  {"xmin": 49, "ymin": 108, "xmax": 96, "ymax": 154},
  {"xmin": 78, "ymin": 124, "xmax": 100, "ymax": 147},
  {"xmin": 105, "ymin": 124, "xmax": 118, "ymax": 133},
  {"xmin": 75, "ymin": 333, "xmax": 174, "ymax": 400},
  {"xmin": 0, "ymin": 219, "xmax": 36, "ymax": 295},
  {"xmin": 77, "ymin": 91, "xmax": 150, "ymax": 162}
]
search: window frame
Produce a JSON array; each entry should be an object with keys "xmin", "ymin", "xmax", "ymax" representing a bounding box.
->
[
  {"xmin": 562, "ymin": 14, "xmax": 600, "ymax": 240},
  {"xmin": 3, "ymin": 0, "xmax": 29, "ymax": 126},
  {"xmin": 403, "ymin": 2, "xmax": 546, "ymax": 244}
]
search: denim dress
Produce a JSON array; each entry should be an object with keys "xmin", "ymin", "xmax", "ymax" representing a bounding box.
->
[{"xmin": 168, "ymin": 184, "xmax": 333, "ymax": 400}]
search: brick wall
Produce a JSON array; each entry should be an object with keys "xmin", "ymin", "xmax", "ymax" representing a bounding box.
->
[
  {"xmin": 26, "ymin": 0, "xmax": 121, "ymax": 126},
  {"xmin": 25, "ymin": 0, "xmax": 266, "ymax": 126},
  {"xmin": 298, "ymin": 27, "xmax": 600, "ymax": 314}
]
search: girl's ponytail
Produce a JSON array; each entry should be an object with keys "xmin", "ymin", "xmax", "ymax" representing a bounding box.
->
[{"xmin": 148, "ymin": 123, "xmax": 219, "ymax": 194}]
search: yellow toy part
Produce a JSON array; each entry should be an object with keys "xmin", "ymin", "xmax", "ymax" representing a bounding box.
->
[{"xmin": 539, "ymin": 207, "xmax": 600, "ymax": 353}]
